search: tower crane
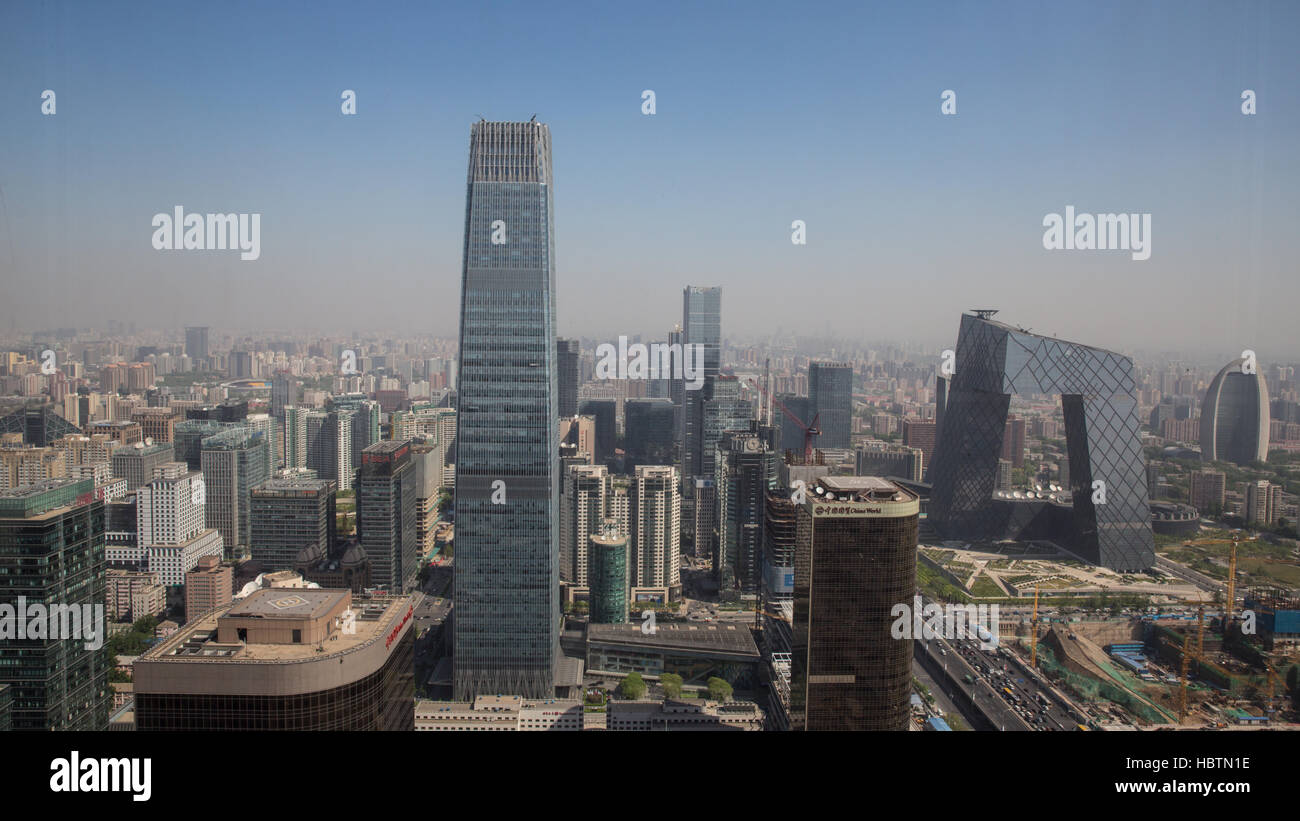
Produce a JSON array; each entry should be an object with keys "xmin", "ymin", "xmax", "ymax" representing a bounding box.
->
[{"xmin": 746, "ymin": 378, "xmax": 821, "ymax": 463}]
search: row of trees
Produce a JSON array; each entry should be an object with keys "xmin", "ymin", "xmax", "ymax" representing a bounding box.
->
[{"xmin": 616, "ymin": 672, "xmax": 733, "ymax": 702}]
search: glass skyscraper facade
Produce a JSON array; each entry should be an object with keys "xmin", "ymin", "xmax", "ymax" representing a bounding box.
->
[
  {"xmin": 1200, "ymin": 357, "xmax": 1271, "ymax": 466},
  {"xmin": 681, "ymin": 286, "xmax": 721, "ymax": 485},
  {"xmin": 809, "ymin": 361, "xmax": 853, "ymax": 449},
  {"xmin": 454, "ymin": 121, "xmax": 560, "ymax": 700},
  {"xmin": 928, "ymin": 313, "xmax": 1154, "ymax": 572}
]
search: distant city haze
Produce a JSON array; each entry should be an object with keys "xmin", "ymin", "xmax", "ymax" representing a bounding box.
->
[{"xmin": 2, "ymin": 2, "xmax": 1297, "ymax": 356}]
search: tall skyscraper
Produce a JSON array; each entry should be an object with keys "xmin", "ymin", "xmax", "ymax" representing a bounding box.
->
[
  {"xmin": 808, "ymin": 362, "xmax": 853, "ymax": 449},
  {"xmin": 681, "ymin": 286, "xmax": 721, "ymax": 485},
  {"xmin": 928, "ymin": 313, "xmax": 1153, "ymax": 572},
  {"xmin": 185, "ymin": 326, "xmax": 209, "ymax": 363},
  {"xmin": 306, "ymin": 410, "xmax": 353, "ymax": 491},
  {"xmin": 789, "ymin": 477, "xmax": 918, "ymax": 731},
  {"xmin": 454, "ymin": 120, "xmax": 560, "ymax": 700},
  {"xmin": 200, "ymin": 427, "xmax": 269, "ymax": 560},
  {"xmin": 1200, "ymin": 357, "xmax": 1271, "ymax": 466},
  {"xmin": 559, "ymin": 464, "xmax": 608, "ymax": 587},
  {"xmin": 715, "ymin": 432, "xmax": 777, "ymax": 594},
  {"xmin": 356, "ymin": 441, "xmax": 418, "ymax": 593},
  {"xmin": 0, "ymin": 477, "xmax": 112, "ymax": 730},
  {"xmin": 630, "ymin": 465, "xmax": 681, "ymax": 600},
  {"xmin": 557, "ymin": 339, "xmax": 580, "ymax": 419}
]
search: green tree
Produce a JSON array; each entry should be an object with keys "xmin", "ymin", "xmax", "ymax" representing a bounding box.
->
[
  {"xmin": 619, "ymin": 672, "xmax": 647, "ymax": 700},
  {"xmin": 661, "ymin": 672, "xmax": 684, "ymax": 699},
  {"xmin": 707, "ymin": 676, "xmax": 733, "ymax": 702}
]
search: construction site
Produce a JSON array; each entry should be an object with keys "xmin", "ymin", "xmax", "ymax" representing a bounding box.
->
[{"xmin": 1007, "ymin": 580, "xmax": 1300, "ymax": 730}]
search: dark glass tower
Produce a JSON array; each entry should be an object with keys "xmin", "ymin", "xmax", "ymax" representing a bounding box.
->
[
  {"xmin": 928, "ymin": 313, "xmax": 1154, "ymax": 572},
  {"xmin": 809, "ymin": 362, "xmax": 853, "ymax": 449},
  {"xmin": 1200, "ymin": 358, "xmax": 1270, "ymax": 466},
  {"xmin": 681, "ymin": 286, "xmax": 722, "ymax": 485},
  {"xmin": 454, "ymin": 121, "xmax": 560, "ymax": 700},
  {"xmin": 557, "ymin": 339, "xmax": 580, "ymax": 419}
]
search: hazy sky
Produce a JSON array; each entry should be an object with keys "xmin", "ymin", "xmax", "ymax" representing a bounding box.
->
[{"xmin": 2, "ymin": 1, "xmax": 1297, "ymax": 358}]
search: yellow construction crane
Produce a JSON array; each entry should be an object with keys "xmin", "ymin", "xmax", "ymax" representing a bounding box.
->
[
  {"xmin": 1225, "ymin": 537, "xmax": 1239, "ymax": 625},
  {"xmin": 1031, "ymin": 582, "xmax": 1040, "ymax": 669},
  {"xmin": 1177, "ymin": 633, "xmax": 1192, "ymax": 723}
]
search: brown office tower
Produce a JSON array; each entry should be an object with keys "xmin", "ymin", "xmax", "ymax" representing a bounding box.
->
[
  {"xmin": 790, "ymin": 477, "xmax": 918, "ymax": 731},
  {"xmin": 134, "ymin": 588, "xmax": 419, "ymax": 730},
  {"xmin": 185, "ymin": 555, "xmax": 233, "ymax": 623}
]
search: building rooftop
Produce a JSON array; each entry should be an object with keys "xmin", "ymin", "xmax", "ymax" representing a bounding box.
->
[
  {"xmin": 225, "ymin": 588, "xmax": 349, "ymax": 621},
  {"xmin": 139, "ymin": 591, "xmax": 413, "ymax": 663},
  {"xmin": 586, "ymin": 622, "xmax": 760, "ymax": 658}
]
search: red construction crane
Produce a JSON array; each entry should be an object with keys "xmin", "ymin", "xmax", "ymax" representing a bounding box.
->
[{"xmin": 747, "ymin": 378, "xmax": 821, "ymax": 463}]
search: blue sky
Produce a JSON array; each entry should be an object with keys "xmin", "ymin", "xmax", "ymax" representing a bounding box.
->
[{"xmin": 1, "ymin": 0, "xmax": 1297, "ymax": 357}]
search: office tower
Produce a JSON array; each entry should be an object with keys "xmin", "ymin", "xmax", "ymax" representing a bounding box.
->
[
  {"xmin": 0, "ymin": 477, "xmax": 112, "ymax": 730},
  {"xmin": 1001, "ymin": 415, "xmax": 1026, "ymax": 468},
  {"xmin": 173, "ymin": 419, "xmax": 225, "ymax": 469},
  {"xmin": 630, "ymin": 465, "xmax": 681, "ymax": 600},
  {"xmin": 763, "ymin": 491, "xmax": 797, "ymax": 604},
  {"xmin": 185, "ymin": 555, "xmax": 232, "ymax": 623},
  {"xmin": 901, "ymin": 418, "xmax": 937, "ymax": 470},
  {"xmin": 715, "ymin": 432, "xmax": 777, "ymax": 594},
  {"xmin": 559, "ymin": 464, "xmax": 608, "ymax": 587},
  {"xmin": 454, "ymin": 120, "xmax": 560, "ymax": 700},
  {"xmin": 1245, "ymin": 480, "xmax": 1283, "ymax": 525},
  {"xmin": 244, "ymin": 413, "xmax": 278, "ymax": 478},
  {"xmin": 809, "ymin": 362, "xmax": 853, "ymax": 449},
  {"xmin": 1200, "ymin": 357, "xmax": 1271, "ymax": 466},
  {"xmin": 701, "ymin": 375, "xmax": 752, "ymax": 482},
  {"xmin": 185, "ymin": 326, "xmax": 209, "ymax": 363},
  {"xmin": 776, "ymin": 394, "xmax": 815, "ymax": 457},
  {"xmin": 1189, "ymin": 469, "xmax": 1226, "ymax": 514},
  {"xmin": 409, "ymin": 441, "xmax": 443, "ymax": 560},
  {"xmin": 137, "ymin": 462, "xmax": 205, "ymax": 547},
  {"xmin": 134, "ymin": 589, "xmax": 418, "ymax": 730},
  {"xmin": 681, "ymin": 286, "xmax": 722, "ymax": 485},
  {"xmin": 111, "ymin": 441, "xmax": 175, "ymax": 491},
  {"xmin": 578, "ymin": 399, "xmax": 616, "ymax": 464},
  {"xmin": 356, "ymin": 441, "xmax": 418, "ymax": 592},
  {"xmin": 624, "ymin": 398, "xmax": 676, "ymax": 470},
  {"xmin": 86, "ymin": 419, "xmax": 142, "ymax": 447},
  {"xmin": 227, "ymin": 350, "xmax": 253, "ymax": 379},
  {"xmin": 283, "ymin": 406, "xmax": 308, "ymax": 469},
  {"xmin": 667, "ymin": 325, "xmax": 686, "ymax": 409},
  {"xmin": 856, "ymin": 442, "xmax": 924, "ymax": 483},
  {"xmin": 557, "ymin": 339, "xmax": 580, "ymax": 418},
  {"xmin": 928, "ymin": 312, "xmax": 1153, "ymax": 572},
  {"xmin": 201, "ymin": 427, "xmax": 269, "ymax": 559},
  {"xmin": 306, "ymin": 410, "xmax": 353, "ymax": 491},
  {"xmin": 271, "ymin": 371, "xmax": 295, "ymax": 420},
  {"xmin": 331, "ymin": 394, "xmax": 380, "ymax": 469},
  {"xmin": 250, "ymin": 477, "xmax": 337, "ymax": 571},
  {"xmin": 588, "ymin": 528, "xmax": 629, "ymax": 624},
  {"xmin": 693, "ymin": 477, "xmax": 716, "ymax": 561},
  {"xmin": 789, "ymin": 477, "xmax": 918, "ymax": 731}
]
